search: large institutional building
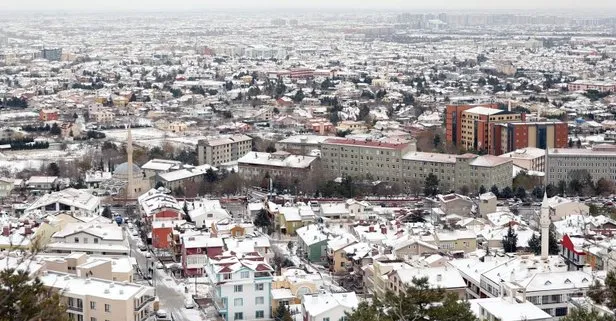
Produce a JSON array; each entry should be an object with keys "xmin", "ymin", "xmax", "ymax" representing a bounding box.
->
[
  {"xmin": 321, "ymin": 138, "xmax": 512, "ymax": 192},
  {"xmin": 446, "ymin": 103, "xmax": 567, "ymax": 155},
  {"xmin": 547, "ymin": 144, "xmax": 616, "ymax": 184}
]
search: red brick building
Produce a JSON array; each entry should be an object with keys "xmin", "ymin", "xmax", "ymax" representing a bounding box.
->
[
  {"xmin": 445, "ymin": 103, "xmax": 499, "ymax": 146},
  {"xmin": 181, "ymin": 235, "xmax": 225, "ymax": 276},
  {"xmin": 39, "ymin": 109, "xmax": 59, "ymax": 121}
]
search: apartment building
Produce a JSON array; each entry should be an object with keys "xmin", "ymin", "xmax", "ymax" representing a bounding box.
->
[
  {"xmin": 204, "ymin": 252, "xmax": 274, "ymax": 321},
  {"xmin": 321, "ymin": 138, "xmax": 415, "ymax": 182},
  {"xmin": 91, "ymin": 110, "xmax": 115, "ymax": 123},
  {"xmin": 197, "ymin": 134, "xmax": 253, "ymax": 166},
  {"xmin": 237, "ymin": 151, "xmax": 318, "ymax": 182},
  {"xmin": 493, "ymin": 121, "xmax": 568, "ymax": 155},
  {"xmin": 25, "ymin": 188, "xmax": 101, "ymax": 216},
  {"xmin": 40, "ymin": 271, "xmax": 155, "ymax": 321},
  {"xmin": 499, "ymin": 147, "xmax": 546, "ymax": 173},
  {"xmin": 46, "ymin": 221, "xmax": 129, "ymax": 256},
  {"xmin": 547, "ymin": 144, "xmax": 616, "ymax": 185},
  {"xmin": 155, "ymin": 164, "xmax": 217, "ymax": 191}
]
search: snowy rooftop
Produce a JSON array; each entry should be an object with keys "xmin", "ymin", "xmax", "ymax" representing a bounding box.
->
[
  {"xmin": 302, "ymin": 292, "xmax": 358, "ymax": 317},
  {"xmin": 469, "ymin": 297, "xmax": 552, "ymax": 321},
  {"xmin": 40, "ymin": 271, "xmax": 153, "ymax": 301},
  {"xmin": 238, "ymin": 152, "xmax": 317, "ymax": 169},
  {"xmin": 26, "ymin": 188, "xmax": 100, "ymax": 214}
]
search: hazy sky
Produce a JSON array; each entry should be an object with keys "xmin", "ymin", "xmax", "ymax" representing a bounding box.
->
[{"xmin": 0, "ymin": 0, "xmax": 614, "ymax": 11}]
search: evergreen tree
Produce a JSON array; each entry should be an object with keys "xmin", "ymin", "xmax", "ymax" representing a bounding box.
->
[
  {"xmin": 548, "ymin": 225, "xmax": 560, "ymax": 255},
  {"xmin": 479, "ymin": 185, "xmax": 487, "ymax": 195},
  {"xmin": 502, "ymin": 223, "xmax": 518, "ymax": 253},
  {"xmin": 274, "ymin": 303, "xmax": 293, "ymax": 321},
  {"xmin": 490, "ymin": 185, "xmax": 500, "ymax": 197},
  {"xmin": 501, "ymin": 186, "xmax": 514, "ymax": 198},
  {"xmin": 0, "ymin": 268, "xmax": 69, "ymax": 321},
  {"xmin": 102, "ymin": 206, "xmax": 112, "ymax": 219},
  {"xmin": 347, "ymin": 277, "xmax": 477, "ymax": 321},
  {"xmin": 424, "ymin": 173, "xmax": 439, "ymax": 196},
  {"xmin": 254, "ymin": 209, "xmax": 273, "ymax": 234},
  {"xmin": 527, "ymin": 233, "xmax": 540, "ymax": 255}
]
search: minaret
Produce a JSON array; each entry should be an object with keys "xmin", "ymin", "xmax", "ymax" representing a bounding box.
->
[
  {"xmin": 540, "ymin": 192, "xmax": 550, "ymax": 260},
  {"xmin": 126, "ymin": 124, "xmax": 134, "ymax": 198}
]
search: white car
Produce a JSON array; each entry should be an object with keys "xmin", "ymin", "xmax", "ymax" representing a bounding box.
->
[
  {"xmin": 131, "ymin": 230, "xmax": 139, "ymax": 236},
  {"xmin": 145, "ymin": 252, "xmax": 151, "ymax": 258},
  {"xmin": 156, "ymin": 262, "xmax": 164, "ymax": 269},
  {"xmin": 184, "ymin": 298, "xmax": 195, "ymax": 309}
]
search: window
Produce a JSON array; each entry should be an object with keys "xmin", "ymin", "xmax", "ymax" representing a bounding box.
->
[
  {"xmin": 256, "ymin": 297, "xmax": 264, "ymax": 305},
  {"xmin": 256, "ymin": 311, "xmax": 264, "ymax": 319},
  {"xmin": 234, "ymin": 285, "xmax": 243, "ymax": 292},
  {"xmin": 91, "ymin": 318, "xmax": 97, "ymax": 321},
  {"xmin": 94, "ymin": 238, "xmax": 98, "ymax": 244},
  {"xmin": 104, "ymin": 304, "xmax": 110, "ymax": 312},
  {"xmin": 90, "ymin": 301, "xmax": 96, "ymax": 310},
  {"xmin": 74, "ymin": 237, "xmax": 79, "ymax": 243},
  {"xmin": 234, "ymin": 312, "xmax": 243, "ymax": 320},
  {"xmin": 234, "ymin": 298, "xmax": 243, "ymax": 307},
  {"xmin": 324, "ymin": 318, "xmax": 330, "ymax": 321},
  {"xmin": 241, "ymin": 271, "xmax": 249, "ymax": 279},
  {"xmin": 223, "ymin": 273, "xmax": 232, "ymax": 280},
  {"xmin": 555, "ymin": 307, "xmax": 568, "ymax": 316},
  {"xmin": 255, "ymin": 283, "xmax": 264, "ymax": 291},
  {"xmin": 84, "ymin": 238, "xmax": 88, "ymax": 244}
]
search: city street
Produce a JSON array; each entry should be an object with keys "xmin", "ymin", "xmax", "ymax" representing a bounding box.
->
[{"xmin": 126, "ymin": 229, "xmax": 206, "ymax": 321}]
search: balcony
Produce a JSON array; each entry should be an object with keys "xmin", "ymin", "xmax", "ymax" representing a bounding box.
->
[
  {"xmin": 254, "ymin": 272, "xmax": 272, "ymax": 278},
  {"xmin": 67, "ymin": 305, "xmax": 83, "ymax": 313},
  {"xmin": 135, "ymin": 295, "xmax": 156, "ymax": 311}
]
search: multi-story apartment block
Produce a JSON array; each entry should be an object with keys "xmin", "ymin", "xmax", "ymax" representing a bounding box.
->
[
  {"xmin": 493, "ymin": 121, "xmax": 568, "ymax": 155},
  {"xmin": 547, "ymin": 144, "xmax": 616, "ymax": 184},
  {"xmin": 205, "ymin": 252, "xmax": 274, "ymax": 321},
  {"xmin": 321, "ymin": 138, "xmax": 415, "ymax": 182},
  {"xmin": 275, "ymin": 135, "xmax": 330, "ymax": 155},
  {"xmin": 499, "ymin": 147, "xmax": 546, "ymax": 173},
  {"xmin": 40, "ymin": 271, "xmax": 155, "ymax": 321},
  {"xmin": 197, "ymin": 134, "xmax": 253, "ymax": 166},
  {"xmin": 41, "ymin": 48, "xmax": 63, "ymax": 61},
  {"xmin": 46, "ymin": 221, "xmax": 129, "ymax": 256}
]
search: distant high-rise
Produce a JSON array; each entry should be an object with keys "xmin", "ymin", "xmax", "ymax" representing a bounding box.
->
[{"xmin": 41, "ymin": 48, "xmax": 62, "ymax": 61}]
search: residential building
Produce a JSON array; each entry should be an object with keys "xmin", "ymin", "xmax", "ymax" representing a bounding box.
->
[
  {"xmin": 40, "ymin": 271, "xmax": 155, "ymax": 321},
  {"xmin": 41, "ymin": 48, "xmax": 63, "ymax": 61},
  {"xmin": 26, "ymin": 176, "xmax": 58, "ymax": 190},
  {"xmin": 433, "ymin": 230, "xmax": 477, "ymax": 254},
  {"xmin": 436, "ymin": 194, "xmax": 473, "ymax": 216},
  {"xmin": 469, "ymin": 296, "xmax": 553, "ymax": 321},
  {"xmin": 321, "ymin": 138, "xmax": 415, "ymax": 182},
  {"xmin": 204, "ymin": 252, "xmax": 274, "ymax": 321},
  {"xmin": 271, "ymin": 268, "xmax": 320, "ymax": 312},
  {"xmin": 301, "ymin": 292, "xmax": 358, "ymax": 321},
  {"xmin": 25, "ymin": 188, "xmax": 101, "ymax": 216},
  {"xmin": 492, "ymin": 121, "xmax": 568, "ymax": 155},
  {"xmin": 387, "ymin": 265, "xmax": 466, "ymax": 299},
  {"xmin": 278, "ymin": 205, "xmax": 315, "ymax": 235},
  {"xmin": 91, "ymin": 110, "xmax": 115, "ymax": 123},
  {"xmin": 0, "ymin": 177, "xmax": 13, "ymax": 199},
  {"xmin": 141, "ymin": 159, "xmax": 185, "ymax": 179},
  {"xmin": 296, "ymin": 225, "xmax": 329, "ymax": 263},
  {"xmin": 546, "ymin": 196, "xmax": 589, "ymax": 221},
  {"xmin": 237, "ymin": 151, "xmax": 319, "ymax": 183},
  {"xmin": 39, "ymin": 108, "xmax": 59, "ymax": 121},
  {"xmin": 326, "ymin": 233, "xmax": 358, "ymax": 273},
  {"xmin": 41, "ymin": 252, "xmax": 134, "ymax": 282},
  {"xmin": 186, "ymin": 199, "xmax": 232, "ymax": 229},
  {"xmin": 547, "ymin": 144, "xmax": 616, "ymax": 184},
  {"xmin": 137, "ymin": 188, "xmax": 183, "ymax": 221},
  {"xmin": 47, "ymin": 220, "xmax": 129, "ymax": 256},
  {"xmin": 499, "ymin": 147, "xmax": 546, "ymax": 173},
  {"xmin": 197, "ymin": 134, "xmax": 253, "ymax": 166},
  {"xmin": 181, "ymin": 234, "xmax": 224, "ymax": 276}
]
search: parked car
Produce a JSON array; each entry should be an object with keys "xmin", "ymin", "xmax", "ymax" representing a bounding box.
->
[
  {"xmin": 138, "ymin": 244, "xmax": 147, "ymax": 251},
  {"xmin": 145, "ymin": 252, "xmax": 151, "ymax": 258},
  {"xmin": 184, "ymin": 298, "xmax": 195, "ymax": 309},
  {"xmin": 156, "ymin": 309, "xmax": 172, "ymax": 321},
  {"xmin": 156, "ymin": 262, "xmax": 164, "ymax": 269}
]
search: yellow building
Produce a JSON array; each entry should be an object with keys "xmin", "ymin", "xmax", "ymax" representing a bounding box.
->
[
  {"xmin": 271, "ymin": 268, "xmax": 319, "ymax": 311},
  {"xmin": 327, "ymin": 235, "xmax": 357, "ymax": 273},
  {"xmin": 433, "ymin": 230, "xmax": 477, "ymax": 254},
  {"xmin": 459, "ymin": 106, "xmax": 523, "ymax": 152}
]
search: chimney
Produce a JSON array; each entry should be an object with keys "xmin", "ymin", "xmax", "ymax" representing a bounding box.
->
[
  {"xmin": 381, "ymin": 227, "xmax": 387, "ymax": 235},
  {"xmin": 369, "ymin": 226, "xmax": 375, "ymax": 232},
  {"xmin": 24, "ymin": 226, "xmax": 32, "ymax": 235},
  {"xmin": 2, "ymin": 226, "xmax": 9, "ymax": 237}
]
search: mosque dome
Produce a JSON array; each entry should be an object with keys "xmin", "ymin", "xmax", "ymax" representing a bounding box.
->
[{"xmin": 113, "ymin": 162, "xmax": 142, "ymax": 180}]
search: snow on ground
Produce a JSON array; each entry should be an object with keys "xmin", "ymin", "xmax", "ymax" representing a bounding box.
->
[
  {"xmin": 0, "ymin": 111, "xmax": 38, "ymax": 120},
  {"xmin": 0, "ymin": 143, "xmax": 93, "ymax": 173}
]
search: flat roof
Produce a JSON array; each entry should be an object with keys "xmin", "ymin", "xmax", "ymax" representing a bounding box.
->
[{"xmin": 323, "ymin": 138, "xmax": 409, "ymax": 150}]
